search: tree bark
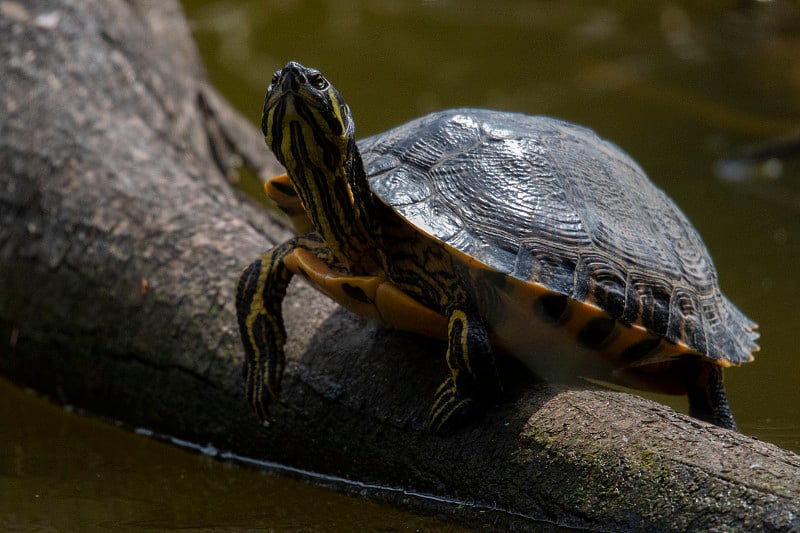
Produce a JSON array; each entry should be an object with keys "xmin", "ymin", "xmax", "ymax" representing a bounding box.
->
[{"xmin": 1, "ymin": 1, "xmax": 798, "ymax": 531}]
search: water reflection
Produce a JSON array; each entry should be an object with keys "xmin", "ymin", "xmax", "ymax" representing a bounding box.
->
[{"xmin": 0, "ymin": 378, "xmax": 462, "ymax": 531}]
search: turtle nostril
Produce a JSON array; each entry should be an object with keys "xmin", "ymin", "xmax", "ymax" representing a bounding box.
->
[{"xmin": 281, "ymin": 61, "xmax": 308, "ymax": 91}]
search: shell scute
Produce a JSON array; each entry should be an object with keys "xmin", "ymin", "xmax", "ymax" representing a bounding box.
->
[
  {"xmin": 398, "ymin": 197, "xmax": 464, "ymax": 243},
  {"xmin": 574, "ymin": 253, "xmax": 628, "ymax": 321},
  {"xmin": 370, "ymin": 166, "xmax": 432, "ymax": 207},
  {"xmin": 667, "ymin": 288, "xmax": 709, "ymax": 356},
  {"xmin": 516, "ymin": 240, "xmax": 579, "ymax": 297},
  {"xmin": 623, "ymin": 275, "xmax": 673, "ymax": 336}
]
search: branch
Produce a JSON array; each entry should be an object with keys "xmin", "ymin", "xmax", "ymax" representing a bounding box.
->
[{"xmin": 1, "ymin": 1, "xmax": 798, "ymax": 531}]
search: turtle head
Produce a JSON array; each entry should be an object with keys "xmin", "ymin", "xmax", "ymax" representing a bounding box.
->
[
  {"xmin": 262, "ymin": 61, "xmax": 355, "ymax": 172},
  {"xmin": 260, "ymin": 62, "xmax": 381, "ymax": 273}
]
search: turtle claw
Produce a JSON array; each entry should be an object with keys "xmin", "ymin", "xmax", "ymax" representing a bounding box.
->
[
  {"xmin": 249, "ymin": 378, "xmax": 275, "ymax": 422},
  {"xmin": 244, "ymin": 344, "xmax": 286, "ymax": 424},
  {"xmin": 240, "ymin": 310, "xmax": 285, "ymax": 423},
  {"xmin": 428, "ymin": 377, "xmax": 477, "ymax": 433}
]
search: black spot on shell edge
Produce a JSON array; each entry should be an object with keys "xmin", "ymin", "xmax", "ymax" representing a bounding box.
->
[
  {"xmin": 342, "ymin": 282, "xmax": 374, "ymax": 304},
  {"xmin": 534, "ymin": 293, "xmax": 570, "ymax": 324},
  {"xmin": 577, "ymin": 317, "xmax": 618, "ymax": 349},
  {"xmin": 620, "ymin": 337, "xmax": 662, "ymax": 362},
  {"xmin": 269, "ymin": 179, "xmax": 297, "ymax": 197}
]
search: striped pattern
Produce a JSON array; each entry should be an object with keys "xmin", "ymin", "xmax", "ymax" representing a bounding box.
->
[
  {"xmin": 430, "ymin": 308, "xmax": 499, "ymax": 433},
  {"xmin": 236, "ymin": 240, "xmax": 295, "ymax": 421},
  {"xmin": 236, "ymin": 233, "xmax": 334, "ymax": 421},
  {"xmin": 263, "ymin": 78, "xmax": 380, "ymax": 275}
]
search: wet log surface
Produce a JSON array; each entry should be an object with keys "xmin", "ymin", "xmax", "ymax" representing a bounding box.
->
[{"xmin": 1, "ymin": 1, "xmax": 798, "ymax": 531}]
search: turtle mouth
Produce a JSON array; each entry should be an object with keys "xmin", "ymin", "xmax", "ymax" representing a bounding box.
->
[
  {"xmin": 278, "ymin": 70, "xmax": 300, "ymax": 94},
  {"xmin": 275, "ymin": 62, "xmax": 309, "ymax": 94},
  {"xmin": 263, "ymin": 61, "xmax": 329, "ymax": 118}
]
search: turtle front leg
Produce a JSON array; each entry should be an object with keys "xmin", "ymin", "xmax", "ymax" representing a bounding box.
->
[
  {"xmin": 236, "ymin": 239, "xmax": 296, "ymax": 422},
  {"xmin": 236, "ymin": 235, "xmax": 332, "ymax": 422},
  {"xmin": 687, "ymin": 361, "xmax": 737, "ymax": 431},
  {"xmin": 429, "ymin": 308, "xmax": 502, "ymax": 433}
]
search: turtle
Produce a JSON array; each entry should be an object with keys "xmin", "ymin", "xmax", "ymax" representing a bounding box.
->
[{"xmin": 236, "ymin": 61, "xmax": 759, "ymax": 432}]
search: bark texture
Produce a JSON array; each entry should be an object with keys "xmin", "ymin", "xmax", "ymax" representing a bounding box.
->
[{"xmin": 1, "ymin": 1, "xmax": 798, "ymax": 531}]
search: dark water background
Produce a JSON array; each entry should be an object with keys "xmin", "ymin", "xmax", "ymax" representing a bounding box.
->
[
  {"xmin": 2, "ymin": 1, "xmax": 799, "ymax": 530},
  {"xmin": 0, "ymin": 378, "xmax": 461, "ymax": 531}
]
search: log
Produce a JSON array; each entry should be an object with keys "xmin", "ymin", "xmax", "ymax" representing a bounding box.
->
[{"xmin": 1, "ymin": 1, "xmax": 798, "ymax": 531}]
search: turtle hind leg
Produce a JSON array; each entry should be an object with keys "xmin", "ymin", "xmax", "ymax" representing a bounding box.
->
[
  {"xmin": 687, "ymin": 361, "xmax": 737, "ymax": 431},
  {"xmin": 429, "ymin": 378, "xmax": 478, "ymax": 433},
  {"xmin": 429, "ymin": 308, "xmax": 502, "ymax": 433}
]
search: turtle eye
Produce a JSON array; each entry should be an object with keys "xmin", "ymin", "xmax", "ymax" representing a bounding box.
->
[{"xmin": 309, "ymin": 73, "xmax": 327, "ymax": 90}]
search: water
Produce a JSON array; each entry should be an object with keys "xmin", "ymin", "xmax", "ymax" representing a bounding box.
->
[
  {"xmin": 0, "ymin": 377, "xmax": 463, "ymax": 531},
  {"xmin": 3, "ymin": 1, "xmax": 799, "ymax": 530}
]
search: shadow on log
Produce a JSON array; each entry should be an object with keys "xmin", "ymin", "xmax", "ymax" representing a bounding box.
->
[{"xmin": 1, "ymin": 1, "xmax": 798, "ymax": 531}]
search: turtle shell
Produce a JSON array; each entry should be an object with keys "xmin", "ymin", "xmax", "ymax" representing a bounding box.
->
[{"xmin": 358, "ymin": 109, "xmax": 758, "ymax": 365}]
